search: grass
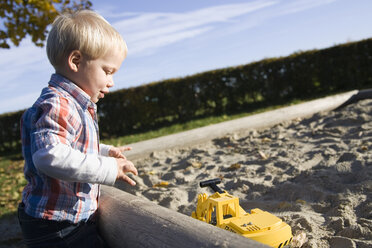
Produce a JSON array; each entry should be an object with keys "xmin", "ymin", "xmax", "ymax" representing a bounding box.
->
[
  {"xmin": 101, "ymin": 102, "xmax": 299, "ymax": 146},
  {"xmin": 0, "ymin": 100, "xmax": 302, "ymax": 219},
  {"xmin": 0, "ymin": 153, "xmax": 26, "ymax": 217}
]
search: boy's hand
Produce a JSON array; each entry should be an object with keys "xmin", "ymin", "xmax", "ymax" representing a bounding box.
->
[
  {"xmin": 109, "ymin": 146, "xmax": 137, "ymax": 186},
  {"xmin": 116, "ymin": 157, "xmax": 138, "ymax": 186},
  {"xmin": 108, "ymin": 146, "xmax": 132, "ymax": 159}
]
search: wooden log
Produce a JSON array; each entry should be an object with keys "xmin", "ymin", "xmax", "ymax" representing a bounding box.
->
[
  {"xmin": 335, "ymin": 88, "xmax": 372, "ymax": 110},
  {"xmin": 124, "ymin": 90, "xmax": 358, "ymax": 160},
  {"xmin": 98, "ymin": 185, "xmax": 269, "ymax": 248}
]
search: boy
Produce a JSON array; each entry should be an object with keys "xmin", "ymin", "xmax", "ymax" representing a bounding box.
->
[{"xmin": 18, "ymin": 10, "xmax": 137, "ymax": 247}]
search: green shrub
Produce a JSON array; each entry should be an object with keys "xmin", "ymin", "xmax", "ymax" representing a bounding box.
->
[{"xmin": 1, "ymin": 38, "xmax": 372, "ymax": 152}]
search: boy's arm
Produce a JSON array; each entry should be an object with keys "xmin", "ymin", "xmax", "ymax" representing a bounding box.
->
[
  {"xmin": 30, "ymin": 96, "xmax": 120, "ymax": 185},
  {"xmin": 30, "ymin": 96, "xmax": 137, "ymax": 186},
  {"xmin": 33, "ymin": 144, "xmax": 138, "ymax": 186},
  {"xmin": 99, "ymin": 144, "xmax": 137, "ymax": 185},
  {"xmin": 99, "ymin": 144, "xmax": 132, "ymax": 157},
  {"xmin": 33, "ymin": 143, "xmax": 118, "ymax": 185},
  {"xmin": 105, "ymin": 145, "xmax": 132, "ymax": 158},
  {"xmin": 99, "ymin": 144, "xmax": 112, "ymax": 156}
]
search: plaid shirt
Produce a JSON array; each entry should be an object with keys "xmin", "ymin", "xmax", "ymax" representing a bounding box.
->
[{"xmin": 21, "ymin": 74, "xmax": 109, "ymax": 223}]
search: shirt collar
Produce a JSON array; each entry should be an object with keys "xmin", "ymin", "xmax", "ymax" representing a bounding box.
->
[{"xmin": 49, "ymin": 73, "xmax": 96, "ymax": 111}]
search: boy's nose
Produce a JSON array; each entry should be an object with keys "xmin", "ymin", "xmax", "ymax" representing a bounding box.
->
[{"xmin": 107, "ymin": 79, "xmax": 114, "ymax": 88}]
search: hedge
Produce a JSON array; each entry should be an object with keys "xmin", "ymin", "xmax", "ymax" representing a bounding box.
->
[
  {"xmin": 1, "ymin": 38, "xmax": 372, "ymax": 153},
  {"xmin": 97, "ymin": 38, "xmax": 372, "ymax": 138}
]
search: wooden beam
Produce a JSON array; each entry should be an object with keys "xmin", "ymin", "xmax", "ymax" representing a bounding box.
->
[
  {"xmin": 98, "ymin": 185, "xmax": 269, "ymax": 248},
  {"xmin": 124, "ymin": 90, "xmax": 358, "ymax": 160}
]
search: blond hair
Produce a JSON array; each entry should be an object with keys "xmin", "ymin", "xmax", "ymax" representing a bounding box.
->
[{"xmin": 47, "ymin": 10, "xmax": 127, "ymax": 69}]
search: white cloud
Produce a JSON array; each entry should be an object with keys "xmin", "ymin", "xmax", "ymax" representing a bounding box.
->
[
  {"xmin": 0, "ymin": 39, "xmax": 46, "ymax": 68},
  {"xmin": 218, "ymin": 0, "xmax": 339, "ymax": 36},
  {"xmin": 0, "ymin": 91, "xmax": 40, "ymax": 113},
  {"xmin": 276, "ymin": 0, "xmax": 338, "ymax": 16},
  {"xmin": 0, "ymin": 39, "xmax": 48, "ymax": 90},
  {"xmin": 111, "ymin": 0, "xmax": 278, "ymax": 56},
  {"xmin": 129, "ymin": 26, "xmax": 212, "ymax": 55},
  {"xmin": 106, "ymin": 0, "xmax": 340, "ymax": 57}
]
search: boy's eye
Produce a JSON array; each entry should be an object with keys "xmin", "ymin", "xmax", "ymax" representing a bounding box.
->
[{"xmin": 104, "ymin": 67, "xmax": 116, "ymax": 75}]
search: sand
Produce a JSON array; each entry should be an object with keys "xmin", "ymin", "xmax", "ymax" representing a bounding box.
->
[{"xmin": 116, "ymin": 99, "xmax": 372, "ymax": 248}]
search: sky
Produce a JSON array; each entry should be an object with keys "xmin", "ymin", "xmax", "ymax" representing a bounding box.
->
[{"xmin": 0, "ymin": 0, "xmax": 372, "ymax": 114}]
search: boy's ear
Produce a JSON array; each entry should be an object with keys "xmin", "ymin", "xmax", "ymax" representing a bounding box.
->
[{"xmin": 68, "ymin": 50, "xmax": 83, "ymax": 72}]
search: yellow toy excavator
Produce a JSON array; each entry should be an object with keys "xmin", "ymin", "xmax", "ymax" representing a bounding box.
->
[{"xmin": 191, "ymin": 178, "xmax": 292, "ymax": 248}]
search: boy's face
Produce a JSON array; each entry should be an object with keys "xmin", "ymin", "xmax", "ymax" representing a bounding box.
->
[{"xmin": 72, "ymin": 50, "xmax": 125, "ymax": 103}]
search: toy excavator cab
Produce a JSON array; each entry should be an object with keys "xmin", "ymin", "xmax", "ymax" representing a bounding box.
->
[
  {"xmin": 192, "ymin": 178, "xmax": 293, "ymax": 248},
  {"xmin": 198, "ymin": 178, "xmax": 237, "ymax": 225}
]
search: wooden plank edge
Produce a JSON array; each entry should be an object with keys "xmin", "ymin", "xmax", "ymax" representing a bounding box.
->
[
  {"xmin": 98, "ymin": 185, "xmax": 269, "ymax": 248},
  {"xmin": 125, "ymin": 90, "xmax": 359, "ymax": 160}
]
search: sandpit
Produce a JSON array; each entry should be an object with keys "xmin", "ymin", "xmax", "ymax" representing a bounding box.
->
[{"xmin": 116, "ymin": 99, "xmax": 372, "ymax": 248}]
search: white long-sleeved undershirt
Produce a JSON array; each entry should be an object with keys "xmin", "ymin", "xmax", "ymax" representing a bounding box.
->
[{"xmin": 32, "ymin": 143, "xmax": 118, "ymax": 186}]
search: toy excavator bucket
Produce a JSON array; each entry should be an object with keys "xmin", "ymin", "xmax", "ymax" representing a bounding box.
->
[{"xmin": 199, "ymin": 178, "xmax": 224, "ymax": 193}]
